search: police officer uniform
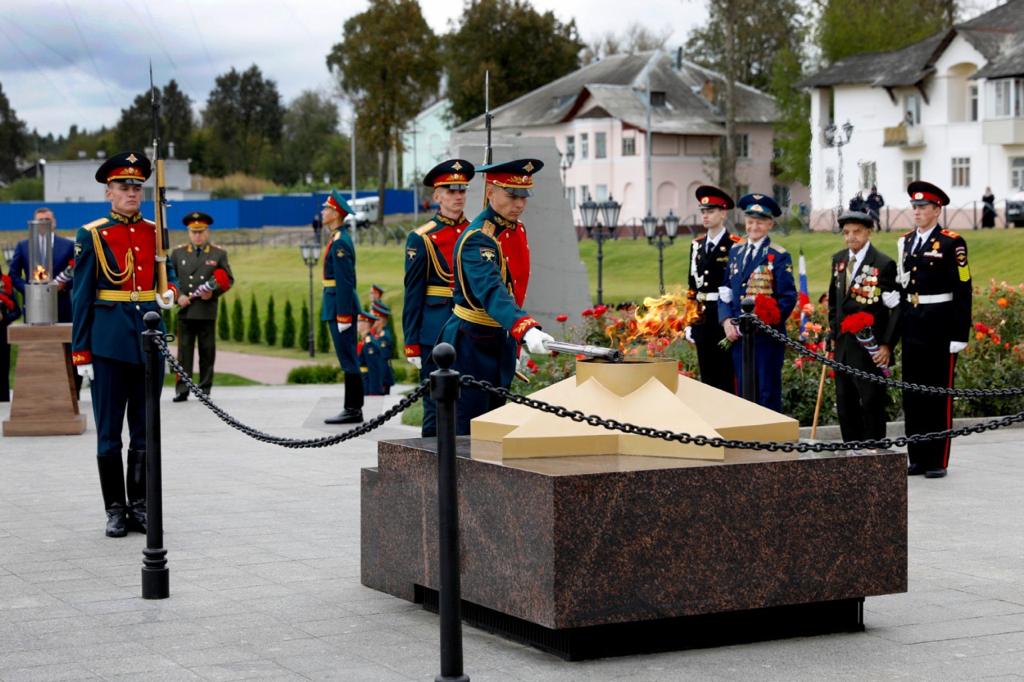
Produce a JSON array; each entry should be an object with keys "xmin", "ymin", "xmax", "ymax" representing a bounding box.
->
[
  {"xmin": 358, "ymin": 310, "xmax": 388, "ymax": 395},
  {"xmin": 828, "ymin": 211, "xmax": 899, "ymax": 442},
  {"xmin": 320, "ymin": 190, "xmax": 364, "ymax": 424},
  {"xmin": 170, "ymin": 212, "xmax": 234, "ymax": 401},
  {"xmin": 898, "ymin": 182, "xmax": 972, "ymax": 477},
  {"xmin": 71, "ymin": 151, "xmax": 178, "ymax": 537},
  {"xmin": 438, "ymin": 159, "xmax": 550, "ymax": 435},
  {"xmin": 371, "ymin": 300, "xmax": 395, "ymax": 394},
  {"xmin": 402, "ymin": 159, "xmax": 474, "ymax": 435},
  {"xmin": 687, "ymin": 185, "xmax": 741, "ymax": 394},
  {"xmin": 717, "ymin": 193, "xmax": 797, "ymax": 412}
]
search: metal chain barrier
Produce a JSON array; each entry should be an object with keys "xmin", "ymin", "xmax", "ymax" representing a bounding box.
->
[
  {"xmin": 154, "ymin": 335, "xmax": 426, "ymax": 448},
  {"xmin": 748, "ymin": 315, "xmax": 1024, "ymax": 398},
  {"xmin": 460, "ymin": 376, "xmax": 1024, "ymax": 452}
]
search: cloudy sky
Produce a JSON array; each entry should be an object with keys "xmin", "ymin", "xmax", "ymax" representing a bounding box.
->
[{"xmin": 0, "ymin": 0, "xmax": 705, "ymax": 137}]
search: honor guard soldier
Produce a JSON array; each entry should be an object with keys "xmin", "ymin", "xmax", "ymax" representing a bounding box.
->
[
  {"xmin": 828, "ymin": 211, "xmax": 900, "ymax": 442},
  {"xmin": 371, "ymin": 300, "xmax": 395, "ymax": 393},
  {"xmin": 438, "ymin": 158, "xmax": 554, "ymax": 435},
  {"xmin": 686, "ymin": 185, "xmax": 742, "ymax": 394},
  {"xmin": 71, "ymin": 151, "xmax": 178, "ymax": 537},
  {"xmin": 367, "ymin": 283, "xmax": 397, "ymax": 361},
  {"xmin": 171, "ymin": 212, "xmax": 234, "ymax": 402},
  {"xmin": 402, "ymin": 159, "xmax": 474, "ymax": 435},
  {"xmin": 358, "ymin": 309, "xmax": 388, "ymax": 395},
  {"xmin": 320, "ymin": 190, "xmax": 364, "ymax": 424},
  {"xmin": 898, "ymin": 181, "xmax": 972, "ymax": 478},
  {"xmin": 717, "ymin": 193, "xmax": 797, "ymax": 412}
]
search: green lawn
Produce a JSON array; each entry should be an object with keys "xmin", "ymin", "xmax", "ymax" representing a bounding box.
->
[{"xmin": 213, "ymin": 226, "xmax": 1024, "ymax": 353}]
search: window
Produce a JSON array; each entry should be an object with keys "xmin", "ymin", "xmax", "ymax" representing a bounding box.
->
[
  {"xmin": 595, "ymin": 184, "xmax": 608, "ymax": 202},
  {"xmin": 1011, "ymin": 157, "xmax": 1024, "ymax": 190},
  {"xmin": 952, "ymin": 156, "xmax": 971, "ymax": 187},
  {"xmin": 566, "ymin": 186, "xmax": 576, "ymax": 207},
  {"xmin": 825, "ymin": 168, "xmax": 835, "ymax": 191},
  {"xmin": 772, "ymin": 184, "xmax": 791, "ymax": 209},
  {"xmin": 736, "ymin": 133, "xmax": 750, "ymax": 158},
  {"xmin": 904, "ymin": 159, "xmax": 921, "ymax": 187},
  {"xmin": 904, "ymin": 94, "xmax": 921, "ymax": 125},
  {"xmin": 566, "ymin": 135, "xmax": 575, "ymax": 160},
  {"xmin": 595, "ymin": 132, "xmax": 607, "ymax": 159},
  {"xmin": 735, "ymin": 184, "xmax": 750, "ymax": 198},
  {"xmin": 859, "ymin": 161, "xmax": 877, "ymax": 190},
  {"xmin": 622, "ymin": 136, "xmax": 636, "ymax": 156},
  {"xmin": 987, "ymin": 79, "xmax": 1024, "ymax": 118},
  {"xmin": 1018, "ymin": 79, "xmax": 1024, "ymax": 117},
  {"xmin": 650, "ymin": 91, "xmax": 667, "ymax": 107},
  {"xmin": 969, "ymin": 84, "xmax": 979, "ymax": 122},
  {"xmin": 580, "ymin": 133, "xmax": 589, "ymax": 160},
  {"xmin": 579, "ymin": 185, "xmax": 589, "ymax": 203}
]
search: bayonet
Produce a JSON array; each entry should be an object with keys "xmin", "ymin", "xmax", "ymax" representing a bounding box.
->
[{"xmin": 149, "ymin": 62, "xmax": 170, "ymax": 295}]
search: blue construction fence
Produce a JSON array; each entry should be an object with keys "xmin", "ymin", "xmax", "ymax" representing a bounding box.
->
[{"xmin": 0, "ymin": 189, "xmax": 415, "ymax": 231}]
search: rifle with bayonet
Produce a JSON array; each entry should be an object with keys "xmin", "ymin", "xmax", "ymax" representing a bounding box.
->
[
  {"xmin": 149, "ymin": 62, "xmax": 171, "ymax": 303},
  {"xmin": 481, "ymin": 69, "xmax": 492, "ymax": 209}
]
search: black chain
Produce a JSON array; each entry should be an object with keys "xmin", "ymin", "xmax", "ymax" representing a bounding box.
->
[
  {"xmin": 747, "ymin": 315, "xmax": 1024, "ymax": 398},
  {"xmin": 153, "ymin": 336, "xmax": 426, "ymax": 448},
  {"xmin": 461, "ymin": 376, "xmax": 1024, "ymax": 452}
]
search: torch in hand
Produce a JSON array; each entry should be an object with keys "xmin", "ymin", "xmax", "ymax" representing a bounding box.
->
[
  {"xmin": 189, "ymin": 268, "xmax": 231, "ymax": 301},
  {"xmin": 54, "ymin": 259, "xmax": 74, "ymax": 290},
  {"xmin": 840, "ymin": 311, "xmax": 892, "ymax": 377}
]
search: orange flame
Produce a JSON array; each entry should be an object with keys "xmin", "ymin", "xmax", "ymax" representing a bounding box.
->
[
  {"xmin": 32, "ymin": 265, "xmax": 49, "ymax": 281},
  {"xmin": 612, "ymin": 291, "xmax": 700, "ymax": 349}
]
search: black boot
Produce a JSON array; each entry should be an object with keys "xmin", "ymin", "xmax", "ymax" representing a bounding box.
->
[
  {"xmin": 125, "ymin": 449, "xmax": 147, "ymax": 533},
  {"xmin": 324, "ymin": 372, "xmax": 364, "ymax": 424},
  {"xmin": 97, "ymin": 456, "xmax": 127, "ymax": 538}
]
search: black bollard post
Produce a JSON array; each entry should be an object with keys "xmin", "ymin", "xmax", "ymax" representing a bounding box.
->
[
  {"xmin": 739, "ymin": 297, "xmax": 757, "ymax": 403},
  {"xmin": 141, "ymin": 311, "xmax": 169, "ymax": 599},
  {"xmin": 430, "ymin": 343, "xmax": 469, "ymax": 682}
]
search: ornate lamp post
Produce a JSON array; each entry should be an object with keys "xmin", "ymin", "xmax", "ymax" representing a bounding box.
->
[
  {"xmin": 823, "ymin": 119, "xmax": 854, "ymax": 213},
  {"xmin": 299, "ymin": 220, "xmax": 322, "ymax": 358},
  {"xmin": 560, "ymin": 149, "xmax": 575, "ymax": 199},
  {"xmin": 644, "ymin": 210, "xmax": 679, "ymax": 294},
  {"xmin": 580, "ymin": 195, "xmax": 620, "ymax": 305}
]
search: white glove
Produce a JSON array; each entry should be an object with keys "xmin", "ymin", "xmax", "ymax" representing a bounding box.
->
[
  {"xmin": 76, "ymin": 364, "xmax": 94, "ymax": 381},
  {"xmin": 407, "ymin": 356, "xmax": 422, "ymax": 370},
  {"xmin": 523, "ymin": 327, "xmax": 555, "ymax": 354},
  {"xmin": 949, "ymin": 341, "xmax": 967, "ymax": 354},
  {"xmin": 882, "ymin": 290, "xmax": 900, "ymax": 309},
  {"xmin": 337, "ymin": 322, "xmax": 351, "ymax": 333},
  {"xmin": 684, "ymin": 326, "xmax": 695, "ymax": 344},
  {"xmin": 718, "ymin": 286, "xmax": 733, "ymax": 304},
  {"xmin": 156, "ymin": 290, "xmax": 175, "ymax": 310}
]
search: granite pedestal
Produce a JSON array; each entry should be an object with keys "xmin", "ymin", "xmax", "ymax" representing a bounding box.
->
[{"xmin": 361, "ymin": 438, "xmax": 907, "ymax": 660}]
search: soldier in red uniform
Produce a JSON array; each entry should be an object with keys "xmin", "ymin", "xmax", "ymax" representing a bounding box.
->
[{"xmin": 71, "ymin": 151, "xmax": 178, "ymax": 537}]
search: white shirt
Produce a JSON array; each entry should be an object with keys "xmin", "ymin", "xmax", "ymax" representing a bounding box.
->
[
  {"xmin": 911, "ymin": 225, "xmax": 937, "ymax": 254},
  {"xmin": 744, "ymin": 237, "xmax": 766, "ymax": 264},
  {"xmin": 705, "ymin": 227, "xmax": 725, "ymax": 252},
  {"xmin": 848, "ymin": 241, "xmax": 870, "ymax": 276}
]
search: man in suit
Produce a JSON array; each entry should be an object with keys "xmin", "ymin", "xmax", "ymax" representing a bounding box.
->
[
  {"xmin": 685, "ymin": 185, "xmax": 742, "ymax": 394},
  {"xmin": 897, "ymin": 181, "xmax": 972, "ymax": 478},
  {"xmin": 718, "ymin": 193, "xmax": 797, "ymax": 412},
  {"xmin": 10, "ymin": 207, "xmax": 76, "ymax": 323},
  {"xmin": 72, "ymin": 151, "xmax": 178, "ymax": 537},
  {"xmin": 171, "ymin": 212, "xmax": 234, "ymax": 402},
  {"xmin": 827, "ymin": 211, "xmax": 899, "ymax": 442}
]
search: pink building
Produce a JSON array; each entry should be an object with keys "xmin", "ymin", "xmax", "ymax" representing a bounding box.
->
[{"xmin": 458, "ymin": 51, "xmax": 807, "ymax": 231}]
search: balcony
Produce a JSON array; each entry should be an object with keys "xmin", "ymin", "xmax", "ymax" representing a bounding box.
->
[
  {"xmin": 883, "ymin": 124, "xmax": 925, "ymax": 148},
  {"xmin": 982, "ymin": 118, "xmax": 1024, "ymax": 145}
]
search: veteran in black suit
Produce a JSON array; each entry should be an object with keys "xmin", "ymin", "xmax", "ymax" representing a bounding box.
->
[{"xmin": 828, "ymin": 211, "xmax": 900, "ymax": 443}]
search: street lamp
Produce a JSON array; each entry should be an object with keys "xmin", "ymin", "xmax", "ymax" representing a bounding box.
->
[
  {"xmin": 299, "ymin": 225, "xmax": 322, "ymax": 358},
  {"xmin": 580, "ymin": 194, "xmax": 620, "ymax": 305},
  {"xmin": 644, "ymin": 210, "xmax": 679, "ymax": 294},
  {"xmin": 823, "ymin": 119, "xmax": 854, "ymax": 213},
  {"xmin": 1, "ymin": 244, "xmax": 14, "ymax": 269},
  {"xmin": 560, "ymin": 148, "xmax": 575, "ymax": 198}
]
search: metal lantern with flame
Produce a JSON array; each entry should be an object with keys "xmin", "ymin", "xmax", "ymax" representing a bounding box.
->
[{"xmin": 25, "ymin": 218, "xmax": 58, "ymax": 325}]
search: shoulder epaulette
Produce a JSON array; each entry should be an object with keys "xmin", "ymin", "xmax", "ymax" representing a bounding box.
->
[
  {"xmin": 729, "ymin": 235, "xmax": 743, "ymax": 243},
  {"xmin": 83, "ymin": 217, "xmax": 108, "ymax": 231},
  {"xmin": 769, "ymin": 243, "xmax": 787, "ymax": 254},
  {"xmin": 480, "ymin": 220, "xmax": 498, "ymax": 240},
  {"xmin": 694, "ymin": 234, "xmax": 706, "ymax": 242},
  {"xmin": 414, "ymin": 219, "xmax": 437, "ymax": 236},
  {"xmin": 901, "ymin": 230, "xmax": 914, "ymax": 239},
  {"xmin": 175, "ymin": 243, "xmax": 189, "ymax": 250},
  {"xmin": 940, "ymin": 228, "xmax": 960, "ymax": 238}
]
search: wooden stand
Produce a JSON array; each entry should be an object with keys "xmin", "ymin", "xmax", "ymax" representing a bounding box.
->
[{"xmin": 3, "ymin": 323, "xmax": 87, "ymax": 436}]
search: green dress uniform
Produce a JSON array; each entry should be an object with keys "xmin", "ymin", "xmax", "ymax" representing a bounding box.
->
[{"xmin": 171, "ymin": 212, "xmax": 234, "ymax": 400}]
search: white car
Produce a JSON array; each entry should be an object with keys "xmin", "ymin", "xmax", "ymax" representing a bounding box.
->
[{"xmin": 346, "ymin": 196, "xmax": 379, "ymax": 229}]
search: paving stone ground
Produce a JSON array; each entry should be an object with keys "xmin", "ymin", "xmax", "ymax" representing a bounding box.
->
[{"xmin": 2, "ymin": 384, "xmax": 1024, "ymax": 681}]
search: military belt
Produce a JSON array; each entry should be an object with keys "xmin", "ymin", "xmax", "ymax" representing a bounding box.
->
[
  {"xmin": 425, "ymin": 285, "xmax": 453, "ymax": 298},
  {"xmin": 910, "ymin": 292, "xmax": 953, "ymax": 307},
  {"xmin": 696, "ymin": 292, "xmax": 719, "ymax": 302},
  {"xmin": 97, "ymin": 289, "xmax": 156, "ymax": 302},
  {"xmin": 322, "ymin": 279, "xmax": 336, "ymax": 287},
  {"xmin": 454, "ymin": 304, "xmax": 501, "ymax": 328}
]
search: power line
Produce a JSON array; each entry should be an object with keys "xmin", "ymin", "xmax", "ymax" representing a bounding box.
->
[
  {"xmin": 0, "ymin": 19, "xmax": 88, "ymax": 128},
  {"xmin": 62, "ymin": 0, "xmax": 118, "ymax": 108},
  {"xmin": 140, "ymin": 0, "xmax": 178, "ymax": 70},
  {"xmin": 184, "ymin": 0, "xmax": 215, "ymax": 71}
]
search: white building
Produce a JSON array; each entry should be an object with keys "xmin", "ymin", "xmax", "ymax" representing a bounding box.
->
[
  {"xmin": 801, "ymin": 0, "xmax": 1024, "ymax": 230},
  {"xmin": 44, "ymin": 155, "xmax": 191, "ymax": 203},
  {"xmin": 400, "ymin": 98, "xmax": 453, "ymax": 191},
  {"xmin": 457, "ymin": 51, "xmax": 808, "ymax": 230}
]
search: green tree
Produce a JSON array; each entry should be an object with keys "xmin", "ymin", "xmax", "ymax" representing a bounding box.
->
[
  {"xmin": 769, "ymin": 47, "xmax": 811, "ymax": 185},
  {"xmin": 264, "ymin": 294, "xmax": 277, "ymax": 346},
  {"xmin": 0, "ymin": 178, "xmax": 42, "ymax": 201},
  {"xmin": 817, "ymin": 0, "xmax": 955, "ymax": 65},
  {"xmin": 299, "ymin": 300, "xmax": 311, "ymax": 350},
  {"xmin": 276, "ymin": 90, "xmax": 350, "ymax": 186},
  {"xmin": 445, "ymin": 0, "xmax": 583, "ymax": 124},
  {"xmin": 581, "ymin": 22, "xmax": 671, "ymax": 65},
  {"xmin": 203, "ymin": 65, "xmax": 284, "ymax": 176},
  {"xmin": 247, "ymin": 294, "xmax": 261, "ymax": 344},
  {"xmin": 114, "ymin": 79, "xmax": 194, "ymax": 156},
  {"xmin": 231, "ymin": 298, "xmax": 244, "ymax": 342},
  {"xmin": 317, "ymin": 319, "xmax": 329, "ymax": 353},
  {"xmin": 0, "ymin": 83, "xmax": 29, "ymax": 182},
  {"xmin": 282, "ymin": 300, "xmax": 296, "ymax": 348},
  {"xmin": 327, "ymin": 0, "xmax": 441, "ymax": 225},
  {"xmin": 218, "ymin": 299, "xmax": 230, "ymax": 340}
]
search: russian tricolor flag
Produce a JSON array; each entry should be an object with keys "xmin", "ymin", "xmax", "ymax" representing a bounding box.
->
[{"xmin": 798, "ymin": 248, "xmax": 810, "ymax": 339}]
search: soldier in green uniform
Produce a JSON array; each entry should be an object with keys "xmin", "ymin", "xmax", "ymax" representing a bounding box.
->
[
  {"xmin": 371, "ymin": 300, "xmax": 395, "ymax": 393},
  {"xmin": 171, "ymin": 212, "xmax": 234, "ymax": 402}
]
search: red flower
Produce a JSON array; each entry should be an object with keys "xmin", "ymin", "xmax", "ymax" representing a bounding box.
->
[
  {"xmin": 593, "ymin": 304, "xmax": 608, "ymax": 318},
  {"xmin": 840, "ymin": 311, "xmax": 875, "ymax": 336},
  {"xmin": 0, "ymin": 274, "xmax": 11, "ymax": 295},
  {"xmin": 974, "ymin": 322, "xmax": 990, "ymax": 334},
  {"xmin": 767, "ymin": 253, "xmax": 775, "ymax": 262},
  {"xmin": 582, "ymin": 309, "xmax": 594, "ymax": 317},
  {"xmin": 526, "ymin": 358, "xmax": 539, "ymax": 374},
  {"xmin": 997, "ymin": 297, "xmax": 1009, "ymax": 308},
  {"xmin": 556, "ymin": 314, "xmax": 568, "ymax": 323},
  {"xmin": 753, "ymin": 294, "xmax": 781, "ymax": 326}
]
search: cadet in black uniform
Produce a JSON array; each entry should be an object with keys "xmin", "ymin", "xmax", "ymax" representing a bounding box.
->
[{"xmin": 897, "ymin": 181, "xmax": 972, "ymax": 478}]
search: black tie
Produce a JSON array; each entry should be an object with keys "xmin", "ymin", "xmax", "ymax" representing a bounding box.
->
[{"xmin": 745, "ymin": 245, "xmax": 756, "ymax": 267}]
